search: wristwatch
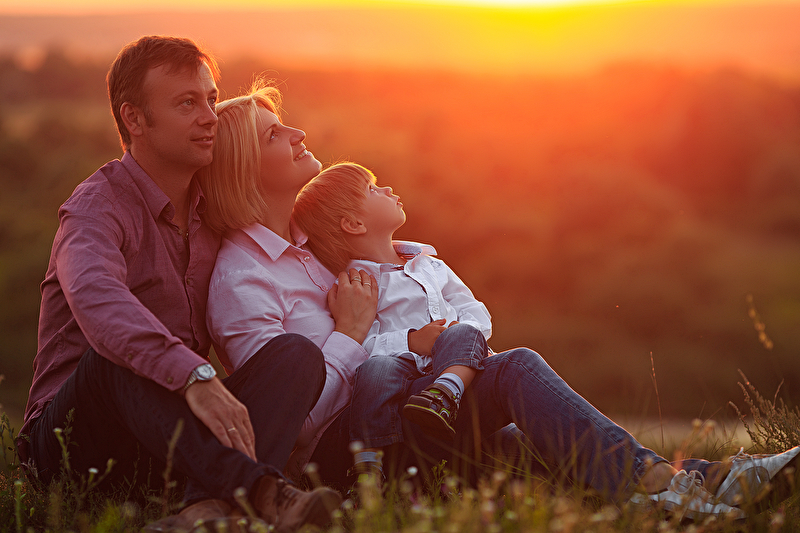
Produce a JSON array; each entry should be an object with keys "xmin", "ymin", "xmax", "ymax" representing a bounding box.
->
[{"xmin": 183, "ymin": 363, "xmax": 216, "ymax": 392}]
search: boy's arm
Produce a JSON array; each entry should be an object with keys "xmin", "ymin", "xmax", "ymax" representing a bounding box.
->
[{"xmin": 438, "ymin": 261, "xmax": 492, "ymax": 341}]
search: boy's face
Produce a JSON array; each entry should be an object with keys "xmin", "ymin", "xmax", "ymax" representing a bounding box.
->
[{"xmin": 357, "ymin": 182, "xmax": 406, "ymax": 236}]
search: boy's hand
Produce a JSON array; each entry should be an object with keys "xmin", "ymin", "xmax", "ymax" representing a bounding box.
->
[
  {"xmin": 408, "ymin": 319, "xmax": 448, "ymax": 357},
  {"xmin": 329, "ymin": 268, "xmax": 378, "ymax": 344}
]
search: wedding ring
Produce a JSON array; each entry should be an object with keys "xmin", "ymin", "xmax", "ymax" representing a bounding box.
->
[
  {"xmin": 226, "ymin": 427, "xmax": 237, "ymax": 433},
  {"xmin": 363, "ymin": 283, "xmax": 372, "ymax": 287},
  {"xmin": 351, "ymin": 276, "xmax": 361, "ymax": 282}
]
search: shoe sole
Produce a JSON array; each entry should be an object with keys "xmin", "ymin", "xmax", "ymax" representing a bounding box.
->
[
  {"xmin": 403, "ymin": 403, "xmax": 456, "ymax": 441},
  {"xmin": 300, "ymin": 489, "xmax": 343, "ymax": 528}
]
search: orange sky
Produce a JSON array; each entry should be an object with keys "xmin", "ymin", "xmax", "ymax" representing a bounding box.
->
[
  {"xmin": 0, "ymin": 0, "xmax": 798, "ymax": 78},
  {"xmin": 0, "ymin": 0, "xmax": 794, "ymax": 15}
]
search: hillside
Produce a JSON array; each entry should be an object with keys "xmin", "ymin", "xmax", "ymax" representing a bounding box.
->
[{"xmin": 0, "ymin": 51, "xmax": 798, "ymax": 424}]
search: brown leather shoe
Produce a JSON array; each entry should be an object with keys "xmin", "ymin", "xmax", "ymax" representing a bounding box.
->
[
  {"xmin": 143, "ymin": 499, "xmax": 265, "ymax": 533},
  {"xmin": 253, "ymin": 475, "xmax": 342, "ymax": 533}
]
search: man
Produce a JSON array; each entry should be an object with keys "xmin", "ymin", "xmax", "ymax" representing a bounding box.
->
[{"xmin": 19, "ymin": 35, "xmax": 342, "ymax": 532}]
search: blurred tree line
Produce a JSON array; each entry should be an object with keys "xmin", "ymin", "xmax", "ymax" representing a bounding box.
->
[{"xmin": 1, "ymin": 49, "xmax": 798, "ymax": 425}]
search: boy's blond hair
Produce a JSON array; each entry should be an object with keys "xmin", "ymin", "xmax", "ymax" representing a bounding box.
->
[
  {"xmin": 197, "ymin": 79, "xmax": 282, "ymax": 234},
  {"xmin": 293, "ymin": 162, "xmax": 376, "ymax": 274}
]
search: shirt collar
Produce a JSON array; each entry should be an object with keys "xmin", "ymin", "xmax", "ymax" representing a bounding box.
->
[
  {"xmin": 120, "ymin": 152, "xmax": 171, "ymax": 222},
  {"xmin": 119, "ymin": 151, "xmax": 206, "ymax": 223},
  {"xmin": 237, "ymin": 220, "xmax": 309, "ymax": 262}
]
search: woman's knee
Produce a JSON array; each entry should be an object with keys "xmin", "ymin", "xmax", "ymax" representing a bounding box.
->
[{"xmin": 249, "ymin": 333, "xmax": 324, "ymax": 380}]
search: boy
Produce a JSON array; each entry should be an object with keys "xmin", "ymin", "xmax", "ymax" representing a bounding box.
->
[{"xmin": 293, "ymin": 162, "xmax": 492, "ymax": 482}]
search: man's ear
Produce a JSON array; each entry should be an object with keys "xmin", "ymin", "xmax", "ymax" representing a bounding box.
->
[
  {"xmin": 340, "ymin": 215, "xmax": 367, "ymax": 235},
  {"xmin": 120, "ymin": 102, "xmax": 145, "ymax": 139}
]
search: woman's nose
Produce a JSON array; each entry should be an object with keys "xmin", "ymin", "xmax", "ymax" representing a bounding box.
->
[{"xmin": 289, "ymin": 126, "xmax": 306, "ymax": 143}]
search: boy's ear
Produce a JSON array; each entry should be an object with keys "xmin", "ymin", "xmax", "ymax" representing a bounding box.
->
[
  {"xmin": 120, "ymin": 102, "xmax": 145, "ymax": 139},
  {"xmin": 340, "ymin": 215, "xmax": 366, "ymax": 235}
]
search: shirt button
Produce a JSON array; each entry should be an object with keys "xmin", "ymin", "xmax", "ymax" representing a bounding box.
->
[
  {"xmin": 303, "ymin": 256, "xmax": 310, "ymax": 261},
  {"xmin": 167, "ymin": 377, "xmax": 174, "ymax": 384},
  {"xmin": 186, "ymin": 278, "xmax": 194, "ymax": 287},
  {"xmin": 127, "ymin": 353, "xmax": 133, "ymax": 360}
]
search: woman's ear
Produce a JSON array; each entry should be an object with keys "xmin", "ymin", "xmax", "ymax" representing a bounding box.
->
[
  {"xmin": 120, "ymin": 102, "xmax": 145, "ymax": 139},
  {"xmin": 340, "ymin": 215, "xmax": 366, "ymax": 235}
]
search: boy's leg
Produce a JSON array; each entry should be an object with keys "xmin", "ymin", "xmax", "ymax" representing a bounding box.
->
[
  {"xmin": 349, "ymin": 354, "xmax": 420, "ymax": 449},
  {"xmin": 404, "ymin": 324, "xmax": 488, "ymax": 440}
]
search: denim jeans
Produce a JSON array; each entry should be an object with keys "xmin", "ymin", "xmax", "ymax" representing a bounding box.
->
[
  {"xmin": 26, "ymin": 333, "xmax": 324, "ymax": 505},
  {"xmin": 350, "ymin": 323, "xmax": 487, "ymax": 448},
  {"xmin": 312, "ymin": 346, "xmax": 720, "ymax": 502}
]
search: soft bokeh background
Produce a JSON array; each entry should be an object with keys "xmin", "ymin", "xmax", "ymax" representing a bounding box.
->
[{"xmin": 0, "ymin": 0, "xmax": 798, "ymax": 442}]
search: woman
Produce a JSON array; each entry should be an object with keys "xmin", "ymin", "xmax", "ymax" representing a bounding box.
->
[{"xmin": 198, "ymin": 81, "xmax": 798, "ymax": 519}]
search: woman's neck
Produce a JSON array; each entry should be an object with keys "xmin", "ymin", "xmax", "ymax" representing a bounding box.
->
[{"xmin": 260, "ymin": 194, "xmax": 296, "ymax": 244}]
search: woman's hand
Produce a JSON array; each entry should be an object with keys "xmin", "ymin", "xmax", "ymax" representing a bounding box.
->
[
  {"xmin": 328, "ymin": 268, "xmax": 378, "ymax": 344},
  {"xmin": 408, "ymin": 319, "xmax": 449, "ymax": 356}
]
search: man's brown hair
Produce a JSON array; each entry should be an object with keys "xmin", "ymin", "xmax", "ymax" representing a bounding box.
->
[{"xmin": 107, "ymin": 35, "xmax": 219, "ymax": 150}]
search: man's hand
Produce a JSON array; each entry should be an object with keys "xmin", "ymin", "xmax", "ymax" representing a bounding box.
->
[
  {"xmin": 184, "ymin": 378, "xmax": 257, "ymax": 461},
  {"xmin": 328, "ymin": 268, "xmax": 378, "ymax": 344},
  {"xmin": 408, "ymin": 319, "xmax": 449, "ymax": 356}
]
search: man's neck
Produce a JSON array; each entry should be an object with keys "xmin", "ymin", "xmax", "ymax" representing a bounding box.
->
[{"xmin": 129, "ymin": 148, "xmax": 195, "ymax": 230}]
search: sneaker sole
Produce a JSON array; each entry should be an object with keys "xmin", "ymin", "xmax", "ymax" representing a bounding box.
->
[
  {"xmin": 403, "ymin": 403, "xmax": 456, "ymax": 441},
  {"xmin": 754, "ymin": 450, "xmax": 800, "ymax": 512}
]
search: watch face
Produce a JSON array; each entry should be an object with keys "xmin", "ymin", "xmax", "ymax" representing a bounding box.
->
[{"xmin": 196, "ymin": 364, "xmax": 216, "ymax": 380}]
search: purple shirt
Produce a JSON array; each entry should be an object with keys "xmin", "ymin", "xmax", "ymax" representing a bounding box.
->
[{"xmin": 22, "ymin": 152, "xmax": 220, "ymax": 436}]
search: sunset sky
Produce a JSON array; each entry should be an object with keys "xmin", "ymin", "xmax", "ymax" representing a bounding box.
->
[
  {"xmin": 0, "ymin": 0, "xmax": 792, "ymax": 15},
  {"xmin": 0, "ymin": 0, "xmax": 798, "ymax": 78}
]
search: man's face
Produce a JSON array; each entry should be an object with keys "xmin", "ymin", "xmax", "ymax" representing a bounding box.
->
[{"xmin": 138, "ymin": 61, "xmax": 218, "ymax": 176}]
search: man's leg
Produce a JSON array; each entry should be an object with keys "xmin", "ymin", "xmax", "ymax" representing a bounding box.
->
[{"xmin": 28, "ymin": 348, "xmax": 277, "ymax": 501}]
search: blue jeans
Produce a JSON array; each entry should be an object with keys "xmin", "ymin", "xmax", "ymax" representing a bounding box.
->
[
  {"xmin": 350, "ymin": 323, "xmax": 487, "ymax": 448},
  {"xmin": 312, "ymin": 346, "xmax": 720, "ymax": 502},
  {"xmin": 25, "ymin": 334, "xmax": 324, "ymax": 505}
]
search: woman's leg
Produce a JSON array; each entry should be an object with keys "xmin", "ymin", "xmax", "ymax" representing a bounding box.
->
[{"xmin": 449, "ymin": 347, "xmax": 667, "ymax": 502}]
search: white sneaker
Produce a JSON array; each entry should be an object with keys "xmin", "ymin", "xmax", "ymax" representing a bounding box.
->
[
  {"xmin": 715, "ymin": 446, "xmax": 800, "ymax": 509},
  {"xmin": 629, "ymin": 470, "xmax": 745, "ymax": 520}
]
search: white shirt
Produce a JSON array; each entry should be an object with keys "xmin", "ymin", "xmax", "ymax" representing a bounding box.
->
[
  {"xmin": 207, "ymin": 222, "xmax": 369, "ymax": 477},
  {"xmin": 349, "ymin": 241, "xmax": 492, "ymax": 372}
]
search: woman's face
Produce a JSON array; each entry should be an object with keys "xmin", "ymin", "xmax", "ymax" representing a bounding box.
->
[{"xmin": 256, "ymin": 106, "xmax": 321, "ymax": 195}]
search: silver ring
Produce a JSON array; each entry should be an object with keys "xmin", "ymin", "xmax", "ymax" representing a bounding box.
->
[
  {"xmin": 363, "ymin": 283, "xmax": 372, "ymax": 287},
  {"xmin": 351, "ymin": 277, "xmax": 361, "ymax": 282},
  {"xmin": 226, "ymin": 427, "xmax": 236, "ymax": 433}
]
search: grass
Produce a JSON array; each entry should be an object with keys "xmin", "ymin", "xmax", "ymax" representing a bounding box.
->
[{"xmin": 1, "ymin": 377, "xmax": 798, "ymax": 533}]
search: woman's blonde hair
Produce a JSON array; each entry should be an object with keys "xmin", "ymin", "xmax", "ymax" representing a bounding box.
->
[
  {"xmin": 293, "ymin": 162, "xmax": 376, "ymax": 274},
  {"xmin": 197, "ymin": 79, "xmax": 282, "ymax": 233}
]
